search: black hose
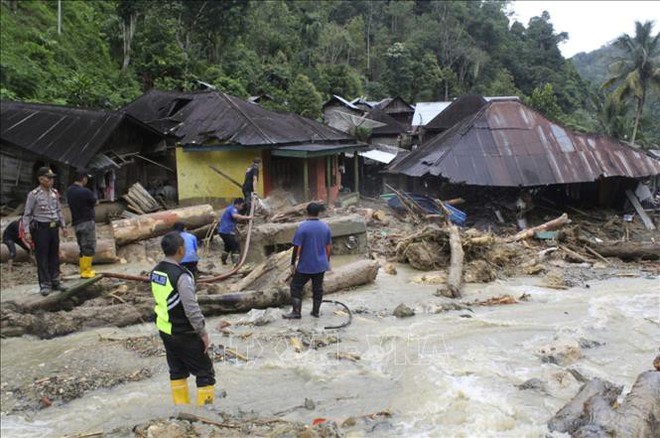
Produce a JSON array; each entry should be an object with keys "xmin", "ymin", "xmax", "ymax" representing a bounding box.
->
[{"xmin": 321, "ymin": 299, "xmax": 352, "ymax": 330}]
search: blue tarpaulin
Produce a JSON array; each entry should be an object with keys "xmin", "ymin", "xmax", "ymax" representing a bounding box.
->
[{"xmin": 385, "ymin": 192, "xmax": 466, "ymax": 226}]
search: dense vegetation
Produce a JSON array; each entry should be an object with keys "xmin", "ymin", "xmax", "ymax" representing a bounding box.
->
[{"xmin": 1, "ymin": 0, "xmax": 658, "ymax": 147}]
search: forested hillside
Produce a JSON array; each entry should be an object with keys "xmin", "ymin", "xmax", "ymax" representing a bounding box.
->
[{"xmin": 0, "ymin": 0, "xmax": 657, "ymax": 146}]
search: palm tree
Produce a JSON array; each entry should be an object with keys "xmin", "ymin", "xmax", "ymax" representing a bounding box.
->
[{"xmin": 603, "ymin": 21, "xmax": 660, "ymax": 146}]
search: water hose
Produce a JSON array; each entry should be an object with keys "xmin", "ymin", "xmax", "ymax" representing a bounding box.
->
[
  {"xmin": 322, "ymin": 299, "xmax": 352, "ymax": 330},
  {"xmin": 99, "ymin": 194, "xmax": 259, "ymax": 284}
]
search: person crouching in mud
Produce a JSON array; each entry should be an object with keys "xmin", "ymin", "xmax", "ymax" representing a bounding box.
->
[
  {"xmin": 282, "ymin": 202, "xmax": 332, "ymax": 319},
  {"xmin": 150, "ymin": 231, "xmax": 216, "ymax": 406}
]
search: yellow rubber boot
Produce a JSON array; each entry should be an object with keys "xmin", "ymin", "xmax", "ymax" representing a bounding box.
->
[
  {"xmin": 81, "ymin": 256, "xmax": 96, "ymax": 278},
  {"xmin": 170, "ymin": 379, "xmax": 190, "ymax": 405},
  {"xmin": 197, "ymin": 385, "xmax": 214, "ymax": 406}
]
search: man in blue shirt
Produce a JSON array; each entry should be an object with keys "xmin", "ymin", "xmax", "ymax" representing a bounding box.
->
[
  {"xmin": 283, "ymin": 202, "xmax": 332, "ymax": 319},
  {"xmin": 218, "ymin": 198, "xmax": 252, "ymax": 265},
  {"xmin": 173, "ymin": 222, "xmax": 199, "ymax": 277}
]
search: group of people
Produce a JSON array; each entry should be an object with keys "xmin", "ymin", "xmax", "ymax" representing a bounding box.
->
[
  {"xmin": 2, "ymin": 167, "xmax": 99, "ymax": 296},
  {"xmin": 151, "ymin": 200, "xmax": 332, "ymax": 406},
  {"xmin": 5, "ymin": 159, "xmax": 334, "ymax": 409}
]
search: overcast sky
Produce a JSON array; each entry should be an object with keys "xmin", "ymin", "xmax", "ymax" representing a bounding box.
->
[{"xmin": 509, "ymin": 1, "xmax": 660, "ymax": 58}]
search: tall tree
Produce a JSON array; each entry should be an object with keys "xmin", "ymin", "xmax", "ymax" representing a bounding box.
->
[
  {"xmin": 288, "ymin": 74, "xmax": 323, "ymax": 119},
  {"xmin": 604, "ymin": 20, "xmax": 660, "ymax": 145},
  {"xmin": 116, "ymin": 0, "xmax": 145, "ymax": 71}
]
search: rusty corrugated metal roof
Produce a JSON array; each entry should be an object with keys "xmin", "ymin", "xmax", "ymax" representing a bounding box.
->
[
  {"xmin": 388, "ymin": 99, "xmax": 660, "ymax": 186},
  {"xmin": 1, "ymin": 100, "xmax": 125, "ymax": 168},
  {"xmin": 123, "ymin": 90, "xmax": 358, "ymax": 149}
]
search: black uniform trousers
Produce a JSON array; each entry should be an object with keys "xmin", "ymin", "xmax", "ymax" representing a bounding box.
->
[
  {"xmin": 31, "ymin": 222, "xmax": 60, "ymax": 288},
  {"xmin": 290, "ymin": 271, "xmax": 325, "ymax": 301},
  {"xmin": 242, "ymin": 187, "xmax": 253, "ymax": 214},
  {"xmin": 160, "ymin": 331, "xmax": 215, "ymax": 387}
]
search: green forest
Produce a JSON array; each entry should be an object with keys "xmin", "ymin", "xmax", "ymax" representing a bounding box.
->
[{"xmin": 1, "ymin": 0, "xmax": 658, "ymax": 147}]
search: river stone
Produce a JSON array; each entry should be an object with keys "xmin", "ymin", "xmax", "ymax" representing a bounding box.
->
[
  {"xmin": 538, "ymin": 340, "xmax": 583, "ymax": 366},
  {"xmin": 383, "ymin": 263, "xmax": 397, "ymax": 275},
  {"xmin": 393, "ymin": 304, "xmax": 415, "ymax": 318}
]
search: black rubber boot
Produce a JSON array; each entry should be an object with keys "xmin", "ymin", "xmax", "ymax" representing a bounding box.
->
[
  {"xmin": 282, "ymin": 298, "xmax": 302, "ymax": 319},
  {"xmin": 310, "ymin": 300, "xmax": 322, "ymax": 317},
  {"xmin": 221, "ymin": 252, "xmax": 228, "ymax": 265}
]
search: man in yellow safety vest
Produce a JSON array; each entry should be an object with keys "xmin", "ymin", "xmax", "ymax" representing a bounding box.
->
[{"xmin": 150, "ymin": 231, "xmax": 216, "ymax": 406}]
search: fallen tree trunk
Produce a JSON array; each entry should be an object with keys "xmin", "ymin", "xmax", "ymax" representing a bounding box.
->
[
  {"xmin": 111, "ymin": 204, "xmax": 215, "ymax": 246},
  {"xmin": 436, "ymin": 225, "xmax": 464, "ymax": 298},
  {"xmin": 1, "ymin": 239, "xmax": 118, "ymax": 264},
  {"xmin": 0, "ymin": 302, "xmax": 153, "ymax": 339},
  {"xmin": 507, "ymin": 213, "xmax": 569, "ymax": 242},
  {"xmin": 548, "ymin": 371, "xmax": 660, "ymax": 437},
  {"xmin": 579, "ymin": 240, "xmax": 660, "ymax": 261},
  {"xmin": 10, "ymin": 276, "xmax": 104, "ymax": 312}
]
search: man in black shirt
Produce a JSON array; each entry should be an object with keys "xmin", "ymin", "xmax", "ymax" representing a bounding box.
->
[
  {"xmin": 2, "ymin": 219, "xmax": 32, "ymax": 270},
  {"xmin": 65, "ymin": 170, "xmax": 97, "ymax": 278},
  {"xmin": 242, "ymin": 157, "xmax": 260, "ymax": 213}
]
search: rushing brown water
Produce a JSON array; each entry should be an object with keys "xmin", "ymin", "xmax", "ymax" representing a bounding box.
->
[{"xmin": 1, "ymin": 263, "xmax": 658, "ymax": 437}]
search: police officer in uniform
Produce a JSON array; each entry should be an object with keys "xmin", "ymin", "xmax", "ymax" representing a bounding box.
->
[
  {"xmin": 23, "ymin": 167, "xmax": 68, "ymax": 296},
  {"xmin": 151, "ymin": 231, "xmax": 216, "ymax": 406}
]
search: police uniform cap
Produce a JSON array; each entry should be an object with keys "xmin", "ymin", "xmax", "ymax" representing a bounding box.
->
[{"xmin": 37, "ymin": 167, "xmax": 56, "ymax": 178}]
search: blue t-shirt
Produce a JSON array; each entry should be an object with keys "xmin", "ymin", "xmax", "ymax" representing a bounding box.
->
[
  {"xmin": 180, "ymin": 231, "xmax": 199, "ymax": 263},
  {"xmin": 218, "ymin": 205, "xmax": 238, "ymax": 234},
  {"xmin": 292, "ymin": 219, "xmax": 332, "ymax": 274}
]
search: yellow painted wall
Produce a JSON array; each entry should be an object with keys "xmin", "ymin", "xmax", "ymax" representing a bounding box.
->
[{"xmin": 175, "ymin": 148, "xmax": 263, "ymax": 205}]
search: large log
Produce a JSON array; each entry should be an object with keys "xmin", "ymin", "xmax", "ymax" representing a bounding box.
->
[
  {"xmin": 507, "ymin": 213, "xmax": 569, "ymax": 242},
  {"xmin": 1, "ymin": 302, "xmax": 153, "ymax": 339},
  {"xmin": 10, "ymin": 276, "xmax": 104, "ymax": 312},
  {"xmin": 202, "ymin": 259, "xmax": 379, "ymax": 312},
  {"xmin": 1, "ymin": 239, "xmax": 118, "ymax": 264},
  {"xmin": 582, "ymin": 241, "xmax": 660, "ymax": 261},
  {"xmin": 548, "ymin": 378, "xmax": 622, "ymax": 434},
  {"xmin": 436, "ymin": 225, "xmax": 464, "ymax": 298},
  {"xmin": 110, "ymin": 205, "xmax": 215, "ymax": 246},
  {"xmin": 549, "ymin": 371, "xmax": 660, "ymax": 437}
]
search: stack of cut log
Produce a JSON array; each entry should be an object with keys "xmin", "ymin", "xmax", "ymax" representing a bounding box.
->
[{"xmin": 122, "ymin": 183, "xmax": 161, "ymax": 214}]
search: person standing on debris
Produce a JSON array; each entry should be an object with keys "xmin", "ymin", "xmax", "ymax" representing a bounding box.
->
[
  {"xmin": 2, "ymin": 219, "xmax": 33, "ymax": 270},
  {"xmin": 65, "ymin": 170, "xmax": 97, "ymax": 279},
  {"xmin": 242, "ymin": 157, "xmax": 260, "ymax": 213},
  {"xmin": 283, "ymin": 202, "xmax": 332, "ymax": 319},
  {"xmin": 23, "ymin": 167, "xmax": 68, "ymax": 296},
  {"xmin": 218, "ymin": 198, "xmax": 252, "ymax": 266},
  {"xmin": 150, "ymin": 231, "xmax": 216, "ymax": 406},
  {"xmin": 173, "ymin": 222, "xmax": 199, "ymax": 277}
]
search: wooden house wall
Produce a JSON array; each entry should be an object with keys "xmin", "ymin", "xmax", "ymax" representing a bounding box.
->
[{"xmin": 0, "ymin": 143, "xmax": 71, "ymax": 205}]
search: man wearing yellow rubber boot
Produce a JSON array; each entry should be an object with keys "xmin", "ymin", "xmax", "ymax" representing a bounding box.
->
[
  {"xmin": 150, "ymin": 232, "xmax": 216, "ymax": 406},
  {"xmin": 65, "ymin": 170, "xmax": 97, "ymax": 278}
]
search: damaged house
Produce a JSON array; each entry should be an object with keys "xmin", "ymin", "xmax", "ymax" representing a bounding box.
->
[
  {"xmin": 0, "ymin": 100, "xmax": 164, "ymax": 208},
  {"xmin": 123, "ymin": 90, "xmax": 367, "ymax": 206},
  {"xmin": 386, "ymin": 96, "xmax": 660, "ymax": 224}
]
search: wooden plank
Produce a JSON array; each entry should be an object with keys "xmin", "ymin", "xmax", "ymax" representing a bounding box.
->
[{"xmin": 625, "ymin": 189, "xmax": 655, "ymax": 230}]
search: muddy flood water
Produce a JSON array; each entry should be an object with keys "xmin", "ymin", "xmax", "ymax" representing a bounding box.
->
[{"xmin": 1, "ymin": 260, "xmax": 658, "ymax": 437}]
